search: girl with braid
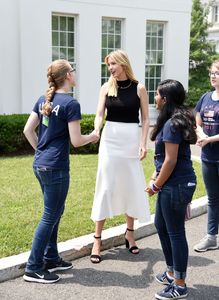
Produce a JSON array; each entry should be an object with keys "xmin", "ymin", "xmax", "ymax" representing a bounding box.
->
[{"xmin": 23, "ymin": 59, "xmax": 99, "ymax": 284}]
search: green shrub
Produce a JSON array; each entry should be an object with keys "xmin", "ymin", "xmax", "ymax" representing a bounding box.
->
[{"xmin": 0, "ymin": 114, "xmax": 100, "ymax": 155}]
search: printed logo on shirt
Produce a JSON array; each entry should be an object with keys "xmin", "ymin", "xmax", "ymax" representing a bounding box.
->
[{"xmin": 204, "ymin": 110, "xmax": 214, "ymax": 118}]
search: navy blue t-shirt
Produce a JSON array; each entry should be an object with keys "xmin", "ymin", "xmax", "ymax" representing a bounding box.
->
[
  {"xmin": 195, "ymin": 92, "xmax": 219, "ymax": 162},
  {"xmin": 154, "ymin": 119, "xmax": 196, "ymax": 186},
  {"xmin": 33, "ymin": 93, "xmax": 81, "ymax": 170}
]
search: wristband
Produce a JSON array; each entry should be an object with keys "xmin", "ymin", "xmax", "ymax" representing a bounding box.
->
[{"xmin": 150, "ymin": 183, "xmax": 161, "ymax": 193}]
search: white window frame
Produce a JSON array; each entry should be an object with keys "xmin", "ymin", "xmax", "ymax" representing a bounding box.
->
[
  {"xmin": 51, "ymin": 13, "xmax": 76, "ymax": 96},
  {"xmin": 145, "ymin": 21, "xmax": 165, "ymax": 105},
  {"xmin": 101, "ymin": 17, "xmax": 123, "ymax": 85}
]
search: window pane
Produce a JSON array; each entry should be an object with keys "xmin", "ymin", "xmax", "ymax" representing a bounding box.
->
[
  {"xmin": 52, "ymin": 47, "xmax": 59, "ymax": 60},
  {"xmin": 68, "ymin": 48, "xmax": 74, "ymax": 62},
  {"xmin": 102, "ymin": 34, "xmax": 107, "ymax": 48},
  {"xmin": 102, "ymin": 48, "xmax": 108, "ymax": 62},
  {"xmin": 60, "ymin": 16, "xmax": 67, "ymax": 31},
  {"xmin": 60, "ymin": 48, "xmax": 67, "ymax": 59},
  {"xmin": 158, "ymin": 24, "xmax": 163, "ymax": 36},
  {"xmin": 52, "ymin": 16, "xmax": 58, "ymax": 31},
  {"xmin": 52, "ymin": 32, "xmax": 59, "ymax": 46},
  {"xmin": 151, "ymin": 23, "xmax": 158, "ymax": 36},
  {"xmin": 115, "ymin": 20, "xmax": 121, "ymax": 34},
  {"xmin": 68, "ymin": 33, "xmax": 74, "ymax": 47},
  {"xmin": 157, "ymin": 51, "xmax": 163, "ymax": 64},
  {"xmin": 68, "ymin": 18, "xmax": 74, "ymax": 32},
  {"xmin": 102, "ymin": 20, "xmax": 108, "ymax": 33},
  {"xmin": 151, "ymin": 37, "xmax": 157, "ymax": 50},
  {"xmin": 158, "ymin": 37, "xmax": 163, "ymax": 50},
  {"xmin": 60, "ymin": 32, "xmax": 67, "ymax": 46},
  {"xmin": 108, "ymin": 20, "xmax": 114, "ymax": 33},
  {"xmin": 108, "ymin": 35, "xmax": 114, "ymax": 48},
  {"xmin": 115, "ymin": 35, "xmax": 121, "ymax": 48}
]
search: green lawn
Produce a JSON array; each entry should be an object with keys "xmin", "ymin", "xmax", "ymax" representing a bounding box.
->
[{"xmin": 0, "ymin": 151, "xmax": 205, "ymax": 258}]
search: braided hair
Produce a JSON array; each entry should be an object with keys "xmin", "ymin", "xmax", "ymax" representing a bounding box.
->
[{"xmin": 41, "ymin": 59, "xmax": 71, "ymax": 116}]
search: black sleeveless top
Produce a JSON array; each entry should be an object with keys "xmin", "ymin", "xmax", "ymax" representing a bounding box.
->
[{"xmin": 105, "ymin": 79, "xmax": 140, "ymax": 123}]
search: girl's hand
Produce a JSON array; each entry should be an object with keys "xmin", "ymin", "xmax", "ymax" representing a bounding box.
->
[
  {"xmin": 185, "ymin": 203, "xmax": 192, "ymax": 221},
  {"xmin": 139, "ymin": 146, "xmax": 147, "ymax": 160},
  {"xmin": 145, "ymin": 186, "xmax": 155, "ymax": 197},
  {"xmin": 90, "ymin": 130, "xmax": 100, "ymax": 143},
  {"xmin": 197, "ymin": 136, "xmax": 209, "ymax": 148}
]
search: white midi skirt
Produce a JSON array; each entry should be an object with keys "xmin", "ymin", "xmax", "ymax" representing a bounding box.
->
[{"xmin": 91, "ymin": 121, "xmax": 151, "ymax": 223}]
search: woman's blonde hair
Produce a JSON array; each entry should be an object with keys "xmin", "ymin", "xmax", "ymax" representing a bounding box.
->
[
  {"xmin": 105, "ymin": 49, "xmax": 138, "ymax": 97},
  {"xmin": 41, "ymin": 59, "xmax": 71, "ymax": 116}
]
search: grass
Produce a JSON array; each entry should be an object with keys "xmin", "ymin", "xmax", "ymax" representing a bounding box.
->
[{"xmin": 0, "ymin": 151, "xmax": 205, "ymax": 258}]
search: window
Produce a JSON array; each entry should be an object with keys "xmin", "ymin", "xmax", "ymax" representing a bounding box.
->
[
  {"xmin": 145, "ymin": 22, "xmax": 164, "ymax": 105},
  {"xmin": 101, "ymin": 18, "xmax": 122, "ymax": 85},
  {"xmin": 52, "ymin": 15, "xmax": 76, "ymax": 95},
  {"xmin": 212, "ymin": 6, "xmax": 219, "ymax": 23}
]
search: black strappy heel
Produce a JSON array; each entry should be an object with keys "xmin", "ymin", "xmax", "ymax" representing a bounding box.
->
[
  {"xmin": 90, "ymin": 235, "xmax": 102, "ymax": 263},
  {"xmin": 125, "ymin": 228, "xmax": 139, "ymax": 254}
]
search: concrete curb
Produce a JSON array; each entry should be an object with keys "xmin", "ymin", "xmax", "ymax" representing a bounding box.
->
[{"xmin": 0, "ymin": 196, "xmax": 208, "ymax": 283}]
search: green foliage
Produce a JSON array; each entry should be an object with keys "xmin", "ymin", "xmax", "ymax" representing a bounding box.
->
[
  {"xmin": 0, "ymin": 114, "xmax": 100, "ymax": 155},
  {"xmin": 188, "ymin": 0, "xmax": 218, "ymax": 107}
]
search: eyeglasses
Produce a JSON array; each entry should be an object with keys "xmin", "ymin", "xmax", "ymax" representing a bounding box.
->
[
  {"xmin": 209, "ymin": 71, "xmax": 219, "ymax": 77},
  {"xmin": 69, "ymin": 68, "xmax": 76, "ymax": 73}
]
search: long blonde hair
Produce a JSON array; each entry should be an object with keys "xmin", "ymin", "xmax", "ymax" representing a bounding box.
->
[
  {"xmin": 41, "ymin": 59, "xmax": 71, "ymax": 116},
  {"xmin": 105, "ymin": 49, "xmax": 138, "ymax": 97}
]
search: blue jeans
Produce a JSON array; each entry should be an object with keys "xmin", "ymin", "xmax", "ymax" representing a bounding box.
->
[
  {"xmin": 202, "ymin": 161, "xmax": 219, "ymax": 235},
  {"xmin": 26, "ymin": 167, "xmax": 69, "ymax": 273},
  {"xmin": 154, "ymin": 182, "xmax": 196, "ymax": 280}
]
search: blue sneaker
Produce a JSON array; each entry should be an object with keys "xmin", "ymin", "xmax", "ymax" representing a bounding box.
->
[
  {"xmin": 155, "ymin": 271, "xmax": 174, "ymax": 285},
  {"xmin": 155, "ymin": 283, "xmax": 188, "ymax": 299}
]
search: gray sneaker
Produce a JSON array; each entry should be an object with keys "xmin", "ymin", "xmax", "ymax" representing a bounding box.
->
[{"xmin": 194, "ymin": 235, "xmax": 218, "ymax": 252}]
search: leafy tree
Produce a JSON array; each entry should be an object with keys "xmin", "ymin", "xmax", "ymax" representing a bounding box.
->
[{"xmin": 187, "ymin": 0, "xmax": 218, "ymax": 107}]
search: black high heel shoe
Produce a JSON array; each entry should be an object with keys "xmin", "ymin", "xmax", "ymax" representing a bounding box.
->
[
  {"xmin": 125, "ymin": 228, "xmax": 139, "ymax": 254},
  {"xmin": 90, "ymin": 235, "xmax": 102, "ymax": 263}
]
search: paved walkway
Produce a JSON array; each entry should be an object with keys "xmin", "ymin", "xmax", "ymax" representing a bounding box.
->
[{"xmin": 0, "ymin": 213, "xmax": 218, "ymax": 300}]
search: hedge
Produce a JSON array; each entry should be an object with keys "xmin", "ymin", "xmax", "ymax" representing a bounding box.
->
[{"xmin": 0, "ymin": 114, "xmax": 100, "ymax": 155}]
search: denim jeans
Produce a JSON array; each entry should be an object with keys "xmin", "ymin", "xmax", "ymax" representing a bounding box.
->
[
  {"xmin": 154, "ymin": 182, "xmax": 196, "ymax": 280},
  {"xmin": 202, "ymin": 161, "xmax": 219, "ymax": 235},
  {"xmin": 26, "ymin": 167, "xmax": 69, "ymax": 273}
]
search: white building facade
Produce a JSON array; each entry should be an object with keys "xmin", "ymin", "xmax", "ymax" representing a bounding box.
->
[
  {"xmin": 0, "ymin": 0, "xmax": 192, "ymax": 121},
  {"xmin": 203, "ymin": 0, "xmax": 219, "ymax": 52}
]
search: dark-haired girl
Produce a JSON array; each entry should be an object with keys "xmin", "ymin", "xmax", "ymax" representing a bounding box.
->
[{"xmin": 146, "ymin": 79, "xmax": 197, "ymax": 299}]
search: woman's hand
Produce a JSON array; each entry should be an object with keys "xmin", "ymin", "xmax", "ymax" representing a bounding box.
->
[
  {"xmin": 90, "ymin": 130, "xmax": 100, "ymax": 143},
  {"xmin": 139, "ymin": 146, "xmax": 147, "ymax": 160}
]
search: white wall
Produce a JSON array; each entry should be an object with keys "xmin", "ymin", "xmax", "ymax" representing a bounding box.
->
[{"xmin": 0, "ymin": 0, "xmax": 192, "ymax": 115}]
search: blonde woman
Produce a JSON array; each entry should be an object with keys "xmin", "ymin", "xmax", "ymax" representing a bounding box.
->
[
  {"xmin": 23, "ymin": 59, "xmax": 99, "ymax": 283},
  {"xmin": 90, "ymin": 50, "xmax": 151, "ymax": 263}
]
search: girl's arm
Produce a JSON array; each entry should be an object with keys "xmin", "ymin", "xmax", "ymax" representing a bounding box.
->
[
  {"xmin": 23, "ymin": 112, "xmax": 40, "ymax": 150},
  {"xmin": 94, "ymin": 83, "xmax": 108, "ymax": 136},
  {"xmin": 138, "ymin": 83, "xmax": 150, "ymax": 160},
  {"xmin": 146, "ymin": 142, "xmax": 178, "ymax": 196},
  {"xmin": 68, "ymin": 120, "xmax": 99, "ymax": 147}
]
